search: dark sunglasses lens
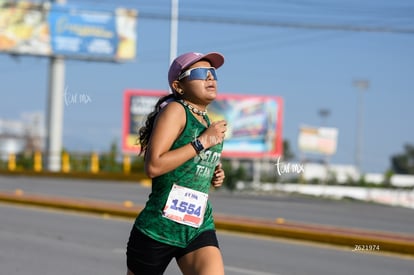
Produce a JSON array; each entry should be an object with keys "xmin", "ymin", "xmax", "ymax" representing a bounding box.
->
[
  {"xmin": 189, "ymin": 68, "xmax": 217, "ymax": 80},
  {"xmin": 208, "ymin": 69, "xmax": 218, "ymax": 80}
]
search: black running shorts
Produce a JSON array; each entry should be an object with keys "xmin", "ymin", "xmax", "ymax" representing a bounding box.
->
[{"xmin": 126, "ymin": 225, "xmax": 219, "ymax": 275}]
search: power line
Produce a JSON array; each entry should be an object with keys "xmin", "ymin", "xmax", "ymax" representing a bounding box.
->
[
  {"xmin": 3, "ymin": 2, "xmax": 414, "ymax": 35},
  {"xmin": 139, "ymin": 12, "xmax": 414, "ymax": 35}
]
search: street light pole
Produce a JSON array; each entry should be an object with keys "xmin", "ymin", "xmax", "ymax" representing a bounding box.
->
[
  {"xmin": 169, "ymin": 0, "xmax": 179, "ymax": 65},
  {"xmin": 353, "ymin": 79, "xmax": 369, "ymax": 175},
  {"xmin": 318, "ymin": 108, "xmax": 331, "ymax": 182}
]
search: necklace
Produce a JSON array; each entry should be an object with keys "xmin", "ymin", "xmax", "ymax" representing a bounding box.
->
[{"xmin": 179, "ymin": 100, "xmax": 207, "ymax": 116}]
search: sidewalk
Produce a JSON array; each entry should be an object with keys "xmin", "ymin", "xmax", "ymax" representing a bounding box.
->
[{"xmin": 1, "ymin": 190, "xmax": 413, "ymax": 257}]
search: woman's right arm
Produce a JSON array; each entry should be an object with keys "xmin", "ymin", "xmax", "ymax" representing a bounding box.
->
[{"xmin": 144, "ymin": 102, "xmax": 197, "ymax": 178}]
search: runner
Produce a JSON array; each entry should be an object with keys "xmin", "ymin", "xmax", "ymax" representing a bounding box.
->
[{"xmin": 126, "ymin": 51, "xmax": 227, "ymax": 275}]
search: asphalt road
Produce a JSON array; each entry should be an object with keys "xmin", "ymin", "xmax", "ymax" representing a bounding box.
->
[
  {"xmin": 1, "ymin": 204, "xmax": 413, "ymax": 275},
  {"xmin": 0, "ymin": 175, "xmax": 414, "ymax": 235}
]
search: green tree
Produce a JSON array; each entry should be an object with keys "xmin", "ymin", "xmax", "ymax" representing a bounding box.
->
[
  {"xmin": 221, "ymin": 159, "xmax": 248, "ymax": 191},
  {"xmin": 131, "ymin": 156, "xmax": 145, "ymax": 174},
  {"xmin": 391, "ymin": 144, "xmax": 414, "ymax": 174},
  {"xmin": 100, "ymin": 140, "xmax": 122, "ymax": 172}
]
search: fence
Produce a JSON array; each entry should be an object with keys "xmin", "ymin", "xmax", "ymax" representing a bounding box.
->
[{"xmin": 0, "ymin": 151, "xmax": 145, "ymax": 175}]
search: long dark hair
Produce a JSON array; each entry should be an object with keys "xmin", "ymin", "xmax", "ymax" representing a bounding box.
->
[{"xmin": 138, "ymin": 93, "xmax": 178, "ymax": 156}]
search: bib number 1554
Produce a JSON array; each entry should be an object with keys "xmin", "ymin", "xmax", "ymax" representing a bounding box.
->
[
  {"xmin": 163, "ymin": 184, "xmax": 208, "ymax": 228},
  {"xmin": 170, "ymin": 199, "xmax": 202, "ymax": 216}
]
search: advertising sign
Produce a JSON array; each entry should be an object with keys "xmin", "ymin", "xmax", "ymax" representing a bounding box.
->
[
  {"xmin": 122, "ymin": 90, "xmax": 163, "ymax": 154},
  {"xmin": 123, "ymin": 90, "xmax": 284, "ymax": 158},
  {"xmin": 0, "ymin": 1, "xmax": 137, "ymax": 61},
  {"xmin": 298, "ymin": 125, "xmax": 338, "ymax": 156},
  {"xmin": 0, "ymin": 1, "xmax": 51, "ymax": 55}
]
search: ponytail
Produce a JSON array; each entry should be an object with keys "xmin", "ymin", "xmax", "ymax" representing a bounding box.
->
[{"xmin": 138, "ymin": 93, "xmax": 177, "ymax": 156}]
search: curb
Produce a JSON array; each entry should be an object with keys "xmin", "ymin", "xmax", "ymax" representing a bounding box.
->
[
  {"xmin": 0, "ymin": 170, "xmax": 148, "ymax": 183},
  {"xmin": 1, "ymin": 191, "xmax": 413, "ymax": 256}
]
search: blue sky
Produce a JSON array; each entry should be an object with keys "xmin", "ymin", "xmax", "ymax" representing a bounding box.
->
[{"xmin": 1, "ymin": 0, "xmax": 413, "ymax": 173}]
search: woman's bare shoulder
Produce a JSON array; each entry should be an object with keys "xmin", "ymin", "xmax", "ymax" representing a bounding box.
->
[{"xmin": 156, "ymin": 100, "xmax": 186, "ymax": 126}]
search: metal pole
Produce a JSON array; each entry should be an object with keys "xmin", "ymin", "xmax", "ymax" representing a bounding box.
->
[
  {"xmin": 353, "ymin": 79, "xmax": 369, "ymax": 175},
  {"xmin": 46, "ymin": 0, "xmax": 66, "ymax": 171},
  {"xmin": 169, "ymin": 0, "xmax": 179, "ymax": 65},
  {"xmin": 318, "ymin": 108, "xmax": 331, "ymax": 183}
]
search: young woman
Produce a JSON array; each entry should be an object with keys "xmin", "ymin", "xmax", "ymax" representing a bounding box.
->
[{"xmin": 126, "ymin": 52, "xmax": 228, "ymax": 275}]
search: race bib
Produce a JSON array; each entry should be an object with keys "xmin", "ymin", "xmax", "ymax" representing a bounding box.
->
[{"xmin": 162, "ymin": 184, "xmax": 208, "ymax": 228}]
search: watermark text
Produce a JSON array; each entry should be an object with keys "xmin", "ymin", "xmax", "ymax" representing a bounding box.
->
[
  {"xmin": 64, "ymin": 86, "xmax": 92, "ymax": 106},
  {"xmin": 352, "ymin": 244, "xmax": 380, "ymax": 252},
  {"xmin": 274, "ymin": 157, "xmax": 305, "ymax": 176}
]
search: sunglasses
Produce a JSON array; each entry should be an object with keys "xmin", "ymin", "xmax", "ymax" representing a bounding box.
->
[{"xmin": 178, "ymin": 67, "xmax": 218, "ymax": 81}]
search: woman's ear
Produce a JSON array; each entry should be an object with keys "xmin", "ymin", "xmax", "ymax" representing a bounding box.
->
[{"xmin": 171, "ymin": 81, "xmax": 184, "ymax": 95}]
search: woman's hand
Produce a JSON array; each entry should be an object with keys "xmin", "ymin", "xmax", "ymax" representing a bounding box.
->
[
  {"xmin": 199, "ymin": 120, "xmax": 227, "ymax": 149},
  {"xmin": 211, "ymin": 162, "xmax": 225, "ymax": 188}
]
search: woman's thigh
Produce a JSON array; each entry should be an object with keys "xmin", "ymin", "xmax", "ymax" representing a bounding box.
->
[
  {"xmin": 176, "ymin": 230, "xmax": 224, "ymax": 275},
  {"xmin": 177, "ymin": 246, "xmax": 224, "ymax": 275}
]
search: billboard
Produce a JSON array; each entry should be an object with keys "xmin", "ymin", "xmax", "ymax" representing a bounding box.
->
[
  {"xmin": 122, "ymin": 90, "xmax": 284, "ymax": 158},
  {"xmin": 0, "ymin": 1, "xmax": 137, "ymax": 61},
  {"xmin": 298, "ymin": 125, "xmax": 338, "ymax": 156}
]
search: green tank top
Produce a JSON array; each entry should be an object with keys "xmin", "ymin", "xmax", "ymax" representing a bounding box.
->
[{"xmin": 134, "ymin": 100, "xmax": 223, "ymax": 248}]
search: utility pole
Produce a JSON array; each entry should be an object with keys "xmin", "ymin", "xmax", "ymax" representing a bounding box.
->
[
  {"xmin": 169, "ymin": 0, "xmax": 179, "ymax": 65},
  {"xmin": 353, "ymin": 79, "xmax": 369, "ymax": 175},
  {"xmin": 318, "ymin": 108, "xmax": 331, "ymax": 182},
  {"xmin": 46, "ymin": 0, "xmax": 66, "ymax": 171}
]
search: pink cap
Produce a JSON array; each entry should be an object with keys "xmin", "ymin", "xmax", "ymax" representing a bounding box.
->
[{"xmin": 168, "ymin": 52, "xmax": 225, "ymax": 92}]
